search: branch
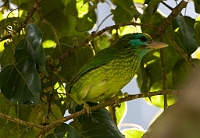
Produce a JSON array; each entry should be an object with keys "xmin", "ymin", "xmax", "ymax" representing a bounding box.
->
[
  {"xmin": 160, "ymin": 49, "xmax": 168, "ymax": 109},
  {"xmin": 153, "ymin": 0, "xmax": 188, "ymax": 39},
  {"xmin": 45, "ymin": 90, "xmax": 181, "ymax": 131},
  {"xmin": 0, "ymin": 90, "xmax": 181, "ymax": 134},
  {"xmin": 0, "ymin": 0, "xmax": 42, "ymax": 41},
  {"xmin": 58, "ymin": 22, "xmax": 158, "ymax": 60},
  {"xmin": 0, "ymin": 112, "xmax": 44, "ymax": 129},
  {"xmin": 165, "ymin": 31, "xmax": 195, "ymax": 70}
]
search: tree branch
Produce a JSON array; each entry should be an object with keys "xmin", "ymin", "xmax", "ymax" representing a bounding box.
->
[
  {"xmin": 58, "ymin": 22, "xmax": 158, "ymax": 61},
  {"xmin": 0, "ymin": 0, "xmax": 42, "ymax": 41},
  {"xmin": 0, "ymin": 90, "xmax": 181, "ymax": 134},
  {"xmin": 0, "ymin": 112, "xmax": 44, "ymax": 129},
  {"xmin": 153, "ymin": 0, "xmax": 188, "ymax": 39},
  {"xmin": 45, "ymin": 90, "xmax": 181, "ymax": 131}
]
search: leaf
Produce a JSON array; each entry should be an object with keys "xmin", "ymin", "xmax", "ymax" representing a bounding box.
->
[
  {"xmin": 141, "ymin": 10, "xmax": 164, "ymax": 35},
  {"xmin": 26, "ymin": 23, "xmax": 48, "ymax": 75},
  {"xmin": 121, "ymin": 128, "xmax": 145, "ymax": 138},
  {"xmin": 194, "ymin": 15, "xmax": 200, "ymax": 45},
  {"xmin": 115, "ymin": 91, "xmax": 127, "ymax": 125},
  {"xmin": 194, "ymin": 0, "xmax": 200, "ymax": 14},
  {"xmin": 114, "ymin": 0, "xmax": 135, "ymax": 16},
  {"xmin": 29, "ymin": 104, "xmax": 63, "ymax": 124},
  {"xmin": 0, "ymin": 49, "xmax": 41, "ymax": 104},
  {"xmin": 40, "ymin": 0, "xmax": 65, "ymax": 16},
  {"xmin": 45, "ymin": 124, "xmax": 81, "ymax": 138},
  {"xmin": 70, "ymin": 108, "xmax": 124, "ymax": 138},
  {"xmin": 63, "ymin": 0, "xmax": 78, "ymax": 16},
  {"xmin": 141, "ymin": 0, "xmax": 162, "ymax": 25},
  {"xmin": 172, "ymin": 59, "xmax": 200, "ymax": 89},
  {"xmin": 0, "ymin": 42, "xmax": 15, "ymax": 69},
  {"xmin": 75, "ymin": 5, "xmax": 97, "ymax": 32},
  {"xmin": 173, "ymin": 15, "xmax": 198, "ymax": 55},
  {"xmin": 113, "ymin": 5, "xmax": 133, "ymax": 24},
  {"xmin": 44, "ymin": 9, "xmax": 83, "ymax": 36}
]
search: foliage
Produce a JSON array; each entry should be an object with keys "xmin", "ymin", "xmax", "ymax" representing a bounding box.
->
[{"xmin": 0, "ymin": 0, "xmax": 199, "ymax": 137}]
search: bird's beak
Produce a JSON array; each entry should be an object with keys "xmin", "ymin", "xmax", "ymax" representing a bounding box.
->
[{"xmin": 145, "ymin": 42, "xmax": 168, "ymax": 49}]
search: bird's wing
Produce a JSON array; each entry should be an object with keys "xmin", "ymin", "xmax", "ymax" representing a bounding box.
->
[{"xmin": 69, "ymin": 48, "xmax": 118, "ymax": 92}]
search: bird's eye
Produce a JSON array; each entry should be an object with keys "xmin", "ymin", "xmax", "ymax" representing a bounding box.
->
[{"xmin": 139, "ymin": 36, "xmax": 148, "ymax": 42}]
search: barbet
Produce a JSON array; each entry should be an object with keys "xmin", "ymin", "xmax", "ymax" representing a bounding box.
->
[{"xmin": 68, "ymin": 33, "xmax": 168, "ymax": 113}]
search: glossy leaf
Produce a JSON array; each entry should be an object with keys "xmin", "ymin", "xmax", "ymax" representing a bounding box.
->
[
  {"xmin": 173, "ymin": 15, "xmax": 198, "ymax": 55},
  {"xmin": 0, "ymin": 49, "xmax": 41, "ymax": 104},
  {"xmin": 26, "ymin": 23, "xmax": 48, "ymax": 75},
  {"xmin": 70, "ymin": 108, "xmax": 124, "ymax": 138}
]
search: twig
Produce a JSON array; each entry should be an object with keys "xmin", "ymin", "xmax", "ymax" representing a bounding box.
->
[
  {"xmin": 165, "ymin": 31, "xmax": 195, "ymax": 70},
  {"xmin": 108, "ymin": 105, "xmax": 117, "ymax": 126},
  {"xmin": 58, "ymin": 22, "xmax": 158, "ymax": 60},
  {"xmin": 0, "ymin": 90, "xmax": 181, "ymax": 134},
  {"xmin": 153, "ymin": 0, "xmax": 188, "ymax": 39},
  {"xmin": 0, "ymin": 0, "xmax": 42, "ymax": 41},
  {"xmin": 15, "ymin": 0, "xmax": 42, "ymax": 33},
  {"xmin": 45, "ymin": 90, "xmax": 182, "ymax": 132},
  {"xmin": 160, "ymin": 49, "xmax": 168, "ymax": 109},
  {"xmin": 0, "ymin": 112, "xmax": 44, "ymax": 129}
]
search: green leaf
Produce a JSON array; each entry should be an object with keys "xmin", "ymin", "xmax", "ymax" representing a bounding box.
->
[
  {"xmin": 113, "ymin": 5, "xmax": 133, "ymax": 24},
  {"xmin": 75, "ymin": 5, "xmax": 97, "ymax": 32},
  {"xmin": 173, "ymin": 15, "xmax": 198, "ymax": 55},
  {"xmin": 0, "ymin": 49, "xmax": 41, "ymax": 104},
  {"xmin": 121, "ymin": 128, "xmax": 145, "ymax": 138},
  {"xmin": 44, "ymin": 9, "xmax": 83, "ymax": 36},
  {"xmin": 40, "ymin": 0, "xmax": 65, "ymax": 15},
  {"xmin": 172, "ymin": 59, "xmax": 200, "ymax": 89},
  {"xmin": 114, "ymin": 0, "xmax": 135, "ymax": 16},
  {"xmin": 26, "ymin": 23, "xmax": 48, "ymax": 75},
  {"xmin": 194, "ymin": 0, "xmax": 200, "ymax": 14},
  {"xmin": 52, "ymin": 42, "xmax": 93, "ymax": 82},
  {"xmin": 141, "ymin": 0, "xmax": 162, "ymax": 25},
  {"xmin": 141, "ymin": 10, "xmax": 164, "ymax": 35},
  {"xmin": 0, "ymin": 42, "xmax": 15, "ymax": 68},
  {"xmin": 194, "ymin": 15, "xmax": 200, "ymax": 45},
  {"xmin": 115, "ymin": 91, "xmax": 127, "ymax": 125},
  {"xmin": 29, "ymin": 104, "xmax": 63, "ymax": 124},
  {"xmin": 46, "ymin": 124, "xmax": 81, "ymax": 138},
  {"xmin": 70, "ymin": 108, "xmax": 124, "ymax": 138},
  {"xmin": 63, "ymin": 0, "xmax": 78, "ymax": 16}
]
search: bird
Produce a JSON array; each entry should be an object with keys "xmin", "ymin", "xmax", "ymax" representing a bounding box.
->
[{"xmin": 68, "ymin": 33, "xmax": 168, "ymax": 113}]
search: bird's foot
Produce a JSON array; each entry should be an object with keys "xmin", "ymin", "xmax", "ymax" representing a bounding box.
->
[
  {"xmin": 112, "ymin": 96, "xmax": 120, "ymax": 107},
  {"xmin": 83, "ymin": 102, "xmax": 91, "ymax": 115}
]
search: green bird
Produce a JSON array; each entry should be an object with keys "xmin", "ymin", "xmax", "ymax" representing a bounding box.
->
[{"xmin": 68, "ymin": 33, "xmax": 168, "ymax": 113}]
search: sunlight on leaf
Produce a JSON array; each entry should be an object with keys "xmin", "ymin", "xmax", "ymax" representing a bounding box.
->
[{"xmin": 121, "ymin": 128, "xmax": 145, "ymax": 138}]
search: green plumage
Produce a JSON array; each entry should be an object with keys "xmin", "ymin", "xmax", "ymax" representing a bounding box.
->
[{"xmin": 68, "ymin": 33, "xmax": 167, "ymax": 105}]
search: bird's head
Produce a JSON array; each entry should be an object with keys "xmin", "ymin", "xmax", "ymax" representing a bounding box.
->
[
  {"xmin": 115, "ymin": 33, "xmax": 168, "ymax": 58},
  {"xmin": 125, "ymin": 33, "xmax": 168, "ymax": 49}
]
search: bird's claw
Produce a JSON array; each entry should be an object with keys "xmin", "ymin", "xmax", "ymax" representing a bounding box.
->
[
  {"xmin": 113, "ymin": 96, "xmax": 120, "ymax": 107},
  {"xmin": 83, "ymin": 102, "xmax": 91, "ymax": 115}
]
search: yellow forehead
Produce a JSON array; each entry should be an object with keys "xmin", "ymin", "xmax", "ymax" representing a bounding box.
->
[{"xmin": 143, "ymin": 33, "xmax": 153, "ymax": 41}]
